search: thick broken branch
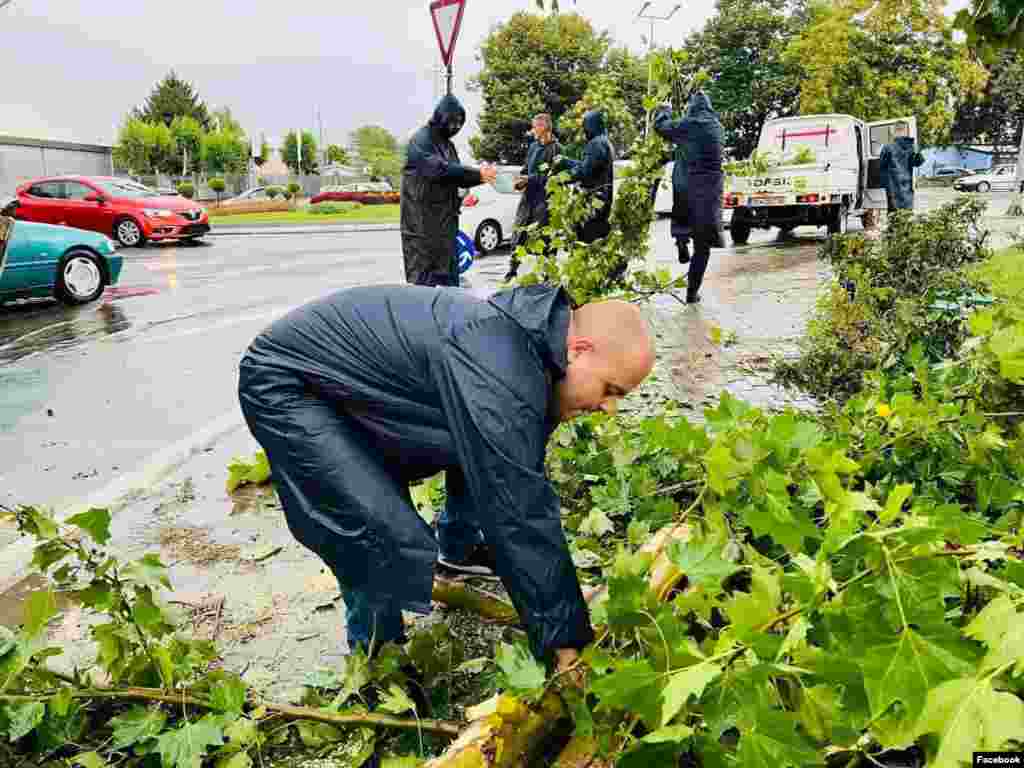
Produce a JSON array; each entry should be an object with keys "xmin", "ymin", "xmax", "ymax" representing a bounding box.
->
[
  {"xmin": 426, "ymin": 523, "xmax": 693, "ymax": 768},
  {"xmin": 432, "ymin": 576, "xmax": 519, "ymax": 624},
  {"xmin": 0, "ymin": 686, "xmax": 462, "ymax": 737}
]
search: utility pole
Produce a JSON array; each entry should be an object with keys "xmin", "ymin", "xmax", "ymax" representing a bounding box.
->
[{"xmin": 636, "ymin": 2, "xmax": 681, "ymax": 135}]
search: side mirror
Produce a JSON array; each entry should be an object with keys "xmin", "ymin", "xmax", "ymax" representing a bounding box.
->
[{"xmin": 84, "ymin": 193, "xmax": 105, "ymax": 203}]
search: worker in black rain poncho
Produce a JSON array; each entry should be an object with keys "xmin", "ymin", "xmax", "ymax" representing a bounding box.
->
[
  {"xmin": 653, "ymin": 91, "xmax": 725, "ymax": 304},
  {"xmin": 880, "ymin": 121, "xmax": 924, "ymax": 212},
  {"xmin": 401, "ymin": 95, "xmax": 496, "ymax": 287},
  {"xmin": 238, "ymin": 283, "xmax": 655, "ymax": 670},
  {"xmin": 559, "ymin": 110, "xmax": 615, "ymax": 244}
]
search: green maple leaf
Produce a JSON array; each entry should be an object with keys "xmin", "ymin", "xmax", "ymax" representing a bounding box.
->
[
  {"xmin": 23, "ymin": 588, "xmax": 58, "ymax": 639},
  {"xmin": 205, "ymin": 671, "xmax": 248, "ymax": 715},
  {"xmin": 725, "ymin": 564, "xmax": 781, "ymax": 639},
  {"xmin": 591, "ymin": 659, "xmax": 664, "ymax": 728},
  {"xmin": 660, "ymin": 660, "xmax": 723, "ymax": 726},
  {"xmin": 378, "ymin": 683, "xmax": 417, "ymax": 715},
  {"xmin": 226, "ymin": 451, "xmax": 271, "ymax": 493},
  {"xmin": 215, "ymin": 753, "xmax": 252, "ymax": 768},
  {"xmin": 65, "ymin": 507, "xmax": 112, "ymax": 545},
  {"xmin": 735, "ymin": 710, "xmax": 820, "ymax": 768},
  {"xmin": 861, "ymin": 629, "xmax": 975, "ymax": 725},
  {"xmin": 296, "ymin": 721, "xmax": 343, "ymax": 748},
  {"xmin": 156, "ymin": 715, "xmax": 225, "ymax": 768},
  {"xmin": 705, "ymin": 439, "xmax": 745, "ymax": 495},
  {"xmin": 578, "ymin": 508, "xmax": 614, "ymax": 537},
  {"xmin": 667, "ymin": 538, "xmax": 739, "ymax": 588},
  {"xmin": 124, "ymin": 554, "xmax": 171, "ymax": 591},
  {"xmin": 495, "ymin": 642, "xmax": 546, "ymax": 700},
  {"xmin": 73, "ymin": 752, "xmax": 109, "ymax": 768},
  {"xmin": 108, "ymin": 706, "xmax": 168, "ymax": 750},
  {"xmin": 964, "ymin": 595, "xmax": 1024, "ymax": 676},
  {"xmin": 913, "ymin": 677, "xmax": 1024, "ymax": 768},
  {"xmin": 5, "ymin": 701, "xmax": 44, "ymax": 742},
  {"xmin": 878, "ymin": 484, "xmax": 914, "ymax": 525}
]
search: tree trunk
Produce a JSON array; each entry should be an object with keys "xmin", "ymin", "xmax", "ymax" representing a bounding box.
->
[{"xmin": 425, "ymin": 523, "xmax": 693, "ymax": 768}]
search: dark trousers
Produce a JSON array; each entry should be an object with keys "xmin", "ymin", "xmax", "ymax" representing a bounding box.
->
[{"xmin": 687, "ymin": 236, "xmax": 712, "ymax": 298}]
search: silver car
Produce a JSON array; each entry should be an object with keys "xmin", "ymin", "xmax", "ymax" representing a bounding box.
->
[{"xmin": 954, "ymin": 165, "xmax": 1019, "ymax": 193}]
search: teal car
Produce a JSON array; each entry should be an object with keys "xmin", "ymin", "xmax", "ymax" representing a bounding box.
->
[{"xmin": 0, "ymin": 209, "xmax": 123, "ymax": 305}]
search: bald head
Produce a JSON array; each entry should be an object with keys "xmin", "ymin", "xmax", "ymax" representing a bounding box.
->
[{"xmin": 556, "ymin": 300, "xmax": 656, "ymax": 421}]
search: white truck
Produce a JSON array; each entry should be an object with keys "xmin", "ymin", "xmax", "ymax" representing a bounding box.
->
[{"xmin": 724, "ymin": 114, "xmax": 917, "ymax": 244}]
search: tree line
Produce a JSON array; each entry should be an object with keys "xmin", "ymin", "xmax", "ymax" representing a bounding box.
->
[{"xmin": 470, "ymin": 0, "xmax": 1024, "ymax": 164}]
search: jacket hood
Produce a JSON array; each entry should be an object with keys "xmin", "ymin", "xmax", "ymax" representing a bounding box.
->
[
  {"xmin": 430, "ymin": 95, "xmax": 467, "ymax": 139},
  {"xmin": 488, "ymin": 285, "xmax": 571, "ymax": 376},
  {"xmin": 686, "ymin": 91, "xmax": 717, "ymax": 121},
  {"xmin": 894, "ymin": 136, "xmax": 916, "ymax": 150},
  {"xmin": 583, "ymin": 110, "xmax": 607, "ymax": 141}
]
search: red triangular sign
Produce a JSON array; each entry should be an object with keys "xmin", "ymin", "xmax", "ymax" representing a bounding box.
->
[{"xmin": 430, "ymin": 0, "xmax": 466, "ymax": 68}]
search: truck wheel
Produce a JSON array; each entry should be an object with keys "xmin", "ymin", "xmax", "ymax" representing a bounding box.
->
[
  {"xmin": 828, "ymin": 204, "xmax": 849, "ymax": 236},
  {"xmin": 731, "ymin": 221, "xmax": 751, "ymax": 246}
]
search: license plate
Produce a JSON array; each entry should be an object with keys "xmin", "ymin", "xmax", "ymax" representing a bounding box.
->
[{"xmin": 751, "ymin": 196, "xmax": 785, "ymax": 206}]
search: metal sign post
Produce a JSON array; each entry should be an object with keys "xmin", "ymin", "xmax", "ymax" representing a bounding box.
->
[{"xmin": 430, "ymin": 0, "xmax": 467, "ymax": 95}]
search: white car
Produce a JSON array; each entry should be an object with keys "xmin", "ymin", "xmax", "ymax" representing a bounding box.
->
[
  {"xmin": 459, "ymin": 167, "xmax": 522, "ymax": 254},
  {"xmin": 954, "ymin": 165, "xmax": 1020, "ymax": 193},
  {"xmin": 222, "ymin": 187, "xmax": 271, "ymax": 205}
]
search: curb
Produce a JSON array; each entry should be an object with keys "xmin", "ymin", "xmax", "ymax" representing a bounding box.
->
[
  {"xmin": 0, "ymin": 409, "xmax": 246, "ymax": 596},
  {"xmin": 208, "ymin": 223, "xmax": 400, "ymax": 237}
]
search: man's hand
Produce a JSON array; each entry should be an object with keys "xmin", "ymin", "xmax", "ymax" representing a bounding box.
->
[
  {"xmin": 480, "ymin": 165, "xmax": 498, "ymax": 184},
  {"xmin": 553, "ymin": 648, "xmax": 585, "ymax": 690}
]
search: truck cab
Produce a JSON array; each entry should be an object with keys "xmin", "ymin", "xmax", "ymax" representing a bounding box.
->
[{"xmin": 726, "ymin": 114, "xmax": 917, "ymax": 244}]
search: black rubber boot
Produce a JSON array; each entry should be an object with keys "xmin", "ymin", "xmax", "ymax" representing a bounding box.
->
[{"xmin": 677, "ymin": 241, "xmax": 690, "ymax": 264}]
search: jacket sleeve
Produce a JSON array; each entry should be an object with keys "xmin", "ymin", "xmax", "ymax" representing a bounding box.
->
[
  {"xmin": 911, "ymin": 151, "xmax": 925, "ymax": 169},
  {"xmin": 407, "ymin": 136, "xmax": 484, "ymax": 187},
  {"xmin": 567, "ymin": 139, "xmax": 610, "ymax": 184},
  {"xmin": 435, "ymin": 316, "xmax": 594, "ymax": 660},
  {"xmin": 653, "ymin": 108, "xmax": 690, "ymax": 144}
]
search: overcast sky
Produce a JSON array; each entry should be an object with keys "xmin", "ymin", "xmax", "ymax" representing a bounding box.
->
[{"xmin": 2, "ymin": 0, "xmax": 712, "ymax": 156}]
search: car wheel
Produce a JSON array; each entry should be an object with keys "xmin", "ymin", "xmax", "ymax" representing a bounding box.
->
[
  {"xmin": 977, "ymin": 182, "xmax": 991, "ymax": 193},
  {"xmin": 475, "ymin": 220, "xmax": 502, "ymax": 254},
  {"xmin": 730, "ymin": 221, "xmax": 751, "ymax": 246},
  {"xmin": 56, "ymin": 250, "xmax": 105, "ymax": 305},
  {"xmin": 115, "ymin": 217, "xmax": 146, "ymax": 248}
]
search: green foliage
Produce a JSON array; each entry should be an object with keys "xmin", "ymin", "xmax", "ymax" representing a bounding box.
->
[
  {"xmin": 170, "ymin": 115, "xmax": 203, "ymax": 175},
  {"xmin": 352, "ymin": 126, "xmax": 402, "ymax": 183},
  {"xmin": 208, "ymin": 177, "xmax": 227, "ymax": 204},
  {"xmin": 226, "ymin": 450, "xmax": 270, "ymax": 493},
  {"xmin": 560, "ymin": 72, "xmax": 638, "ymax": 154},
  {"xmin": 113, "ymin": 119, "xmax": 177, "ymax": 176},
  {"xmin": 680, "ymin": 0, "xmax": 806, "ymax": 159},
  {"xmin": 252, "ymin": 134, "xmax": 271, "ymax": 168},
  {"xmin": 201, "ymin": 130, "xmax": 248, "ymax": 176},
  {"xmin": 775, "ymin": 198, "xmax": 994, "ymax": 399},
  {"xmin": 468, "ymin": 12, "xmax": 610, "ymax": 163},
  {"xmin": 133, "ymin": 70, "xmax": 210, "ymax": 130},
  {"xmin": 282, "ymin": 130, "xmax": 319, "ymax": 175},
  {"xmin": 309, "ymin": 201, "xmax": 362, "ymax": 215},
  {"xmin": 784, "ymin": 0, "xmax": 989, "ymax": 146},
  {"xmin": 176, "ymin": 181, "xmax": 196, "ymax": 199},
  {"xmin": 286, "ymin": 182, "xmax": 302, "ymax": 199},
  {"xmin": 956, "ymin": 0, "xmax": 1024, "ymax": 59},
  {"xmin": 265, "ymin": 186, "xmax": 281, "ymax": 200},
  {"xmin": 326, "ymin": 144, "xmax": 350, "ymax": 165}
]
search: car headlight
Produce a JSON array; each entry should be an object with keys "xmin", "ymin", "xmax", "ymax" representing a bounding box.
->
[{"xmin": 143, "ymin": 209, "xmax": 174, "ymax": 218}]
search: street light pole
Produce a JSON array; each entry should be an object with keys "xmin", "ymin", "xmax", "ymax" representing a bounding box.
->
[
  {"xmin": 0, "ymin": 1, "xmax": 13, "ymax": 10},
  {"xmin": 636, "ymin": 2, "xmax": 682, "ymax": 135}
]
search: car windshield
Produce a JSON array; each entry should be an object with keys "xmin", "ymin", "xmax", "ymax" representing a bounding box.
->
[{"xmin": 94, "ymin": 180, "xmax": 162, "ymax": 198}]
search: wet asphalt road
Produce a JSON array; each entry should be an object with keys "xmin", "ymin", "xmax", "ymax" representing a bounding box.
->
[{"xmin": 0, "ymin": 186, "xmax": 984, "ymax": 512}]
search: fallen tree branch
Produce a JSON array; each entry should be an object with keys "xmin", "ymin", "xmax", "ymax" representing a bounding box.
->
[
  {"xmin": 432, "ymin": 576, "xmax": 520, "ymax": 624},
  {"xmin": 0, "ymin": 686, "xmax": 462, "ymax": 737},
  {"xmin": 424, "ymin": 523, "xmax": 693, "ymax": 768}
]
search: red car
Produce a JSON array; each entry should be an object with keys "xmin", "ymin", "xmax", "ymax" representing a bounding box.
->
[{"xmin": 14, "ymin": 176, "xmax": 211, "ymax": 248}]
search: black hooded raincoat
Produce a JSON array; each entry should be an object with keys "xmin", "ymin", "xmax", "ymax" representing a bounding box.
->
[
  {"xmin": 653, "ymin": 93, "xmax": 725, "ymax": 249},
  {"xmin": 237, "ymin": 284, "xmax": 595, "ymax": 660},
  {"xmin": 401, "ymin": 95, "xmax": 484, "ymax": 286},
  {"xmin": 563, "ymin": 110, "xmax": 615, "ymax": 243},
  {"xmin": 880, "ymin": 136, "xmax": 924, "ymax": 211}
]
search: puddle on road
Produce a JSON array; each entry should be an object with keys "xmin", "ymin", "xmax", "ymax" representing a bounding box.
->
[{"xmin": 0, "ymin": 302, "xmax": 133, "ymax": 364}]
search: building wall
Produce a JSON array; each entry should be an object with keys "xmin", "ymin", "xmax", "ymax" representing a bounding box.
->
[
  {"xmin": 920, "ymin": 147, "xmax": 993, "ymax": 176},
  {"xmin": 0, "ymin": 136, "xmax": 114, "ymax": 196}
]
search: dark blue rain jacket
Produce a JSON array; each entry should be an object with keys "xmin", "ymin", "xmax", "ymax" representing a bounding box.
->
[
  {"xmin": 400, "ymin": 95, "xmax": 484, "ymax": 286},
  {"xmin": 880, "ymin": 136, "xmax": 924, "ymax": 210},
  {"xmin": 562, "ymin": 110, "xmax": 615, "ymax": 239},
  {"xmin": 238, "ymin": 284, "xmax": 594, "ymax": 659},
  {"xmin": 653, "ymin": 92, "xmax": 725, "ymax": 247}
]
